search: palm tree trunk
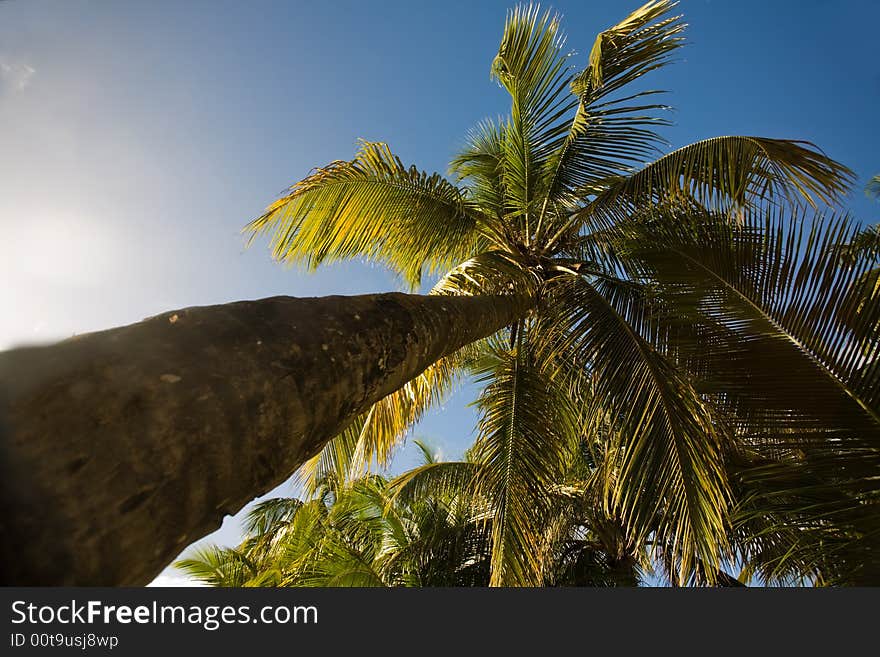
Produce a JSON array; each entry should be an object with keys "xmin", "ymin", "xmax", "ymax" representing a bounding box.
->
[{"xmin": 0, "ymin": 292, "xmax": 528, "ymax": 585}]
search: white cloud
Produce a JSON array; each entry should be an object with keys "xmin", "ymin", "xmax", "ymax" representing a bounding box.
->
[
  {"xmin": 0, "ymin": 55, "xmax": 35, "ymax": 93},
  {"xmin": 147, "ymin": 571, "xmax": 206, "ymax": 587}
]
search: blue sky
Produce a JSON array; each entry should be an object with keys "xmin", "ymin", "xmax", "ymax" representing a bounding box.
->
[{"xmin": 1, "ymin": 0, "xmax": 877, "ymax": 584}]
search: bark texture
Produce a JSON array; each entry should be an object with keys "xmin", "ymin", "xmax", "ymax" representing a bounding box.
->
[{"xmin": 0, "ymin": 292, "xmax": 527, "ymax": 585}]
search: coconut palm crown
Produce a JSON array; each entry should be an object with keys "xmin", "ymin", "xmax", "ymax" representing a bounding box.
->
[{"xmin": 246, "ymin": 1, "xmax": 879, "ymax": 585}]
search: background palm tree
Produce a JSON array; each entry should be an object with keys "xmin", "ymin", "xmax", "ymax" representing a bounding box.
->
[
  {"xmin": 178, "ymin": 439, "xmax": 660, "ymax": 587},
  {"xmin": 245, "ymin": 0, "xmax": 877, "ymax": 585},
  {"xmin": 177, "ymin": 442, "xmax": 493, "ymax": 587}
]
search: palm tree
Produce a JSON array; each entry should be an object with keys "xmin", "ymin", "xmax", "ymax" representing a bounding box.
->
[
  {"xmin": 177, "ymin": 442, "xmax": 492, "ymax": 587},
  {"xmin": 245, "ymin": 0, "xmax": 878, "ymax": 585},
  {"xmin": 178, "ymin": 440, "xmax": 654, "ymax": 587},
  {"xmin": 3, "ymin": 0, "xmax": 875, "ymax": 586}
]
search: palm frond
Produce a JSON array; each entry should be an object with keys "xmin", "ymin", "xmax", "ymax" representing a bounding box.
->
[
  {"xmin": 294, "ymin": 415, "xmax": 365, "ymax": 497},
  {"xmin": 285, "ymin": 480, "xmax": 392, "ymax": 587},
  {"xmin": 539, "ymin": 275, "xmax": 732, "ymax": 583},
  {"xmin": 492, "ymin": 5, "xmax": 578, "ymax": 237},
  {"xmin": 538, "ymin": 0, "xmax": 685, "ymax": 215},
  {"xmin": 492, "ymin": 5, "xmax": 571, "ymax": 115},
  {"xmin": 244, "ymin": 497, "xmax": 304, "ymax": 539},
  {"xmin": 576, "ymin": 0, "xmax": 684, "ymax": 100},
  {"xmin": 839, "ymin": 223, "xmax": 880, "ymax": 262},
  {"xmin": 866, "ymin": 174, "xmax": 880, "ymax": 200},
  {"xmin": 449, "ymin": 118, "xmax": 509, "ymax": 231},
  {"xmin": 627, "ymin": 206, "xmax": 880, "ymax": 434},
  {"xmin": 431, "ymin": 250, "xmax": 537, "ymax": 297},
  {"xmin": 539, "ymin": 437, "xmax": 652, "ymax": 586},
  {"xmin": 551, "ymin": 136, "xmax": 854, "ymax": 251},
  {"xmin": 348, "ymin": 341, "xmax": 474, "ymax": 476},
  {"xmin": 622, "ymin": 206, "xmax": 880, "ymax": 582},
  {"xmin": 469, "ymin": 328, "xmax": 582, "ymax": 586},
  {"xmin": 175, "ymin": 546, "xmax": 258, "ymax": 587},
  {"xmin": 272, "ymin": 499, "xmax": 331, "ymax": 582},
  {"xmin": 245, "ymin": 140, "xmax": 482, "ymax": 289},
  {"xmin": 387, "ymin": 460, "xmax": 481, "ymax": 508},
  {"xmin": 604, "ymin": 136, "xmax": 851, "ymax": 209},
  {"xmin": 412, "ymin": 439, "xmax": 439, "ymax": 466}
]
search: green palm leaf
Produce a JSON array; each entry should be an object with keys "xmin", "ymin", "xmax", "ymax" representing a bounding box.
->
[
  {"xmin": 245, "ymin": 140, "xmax": 482, "ymax": 289},
  {"xmin": 469, "ymin": 329, "xmax": 581, "ymax": 586},
  {"xmin": 622, "ymin": 206, "xmax": 880, "ymax": 582},
  {"xmin": 449, "ymin": 118, "xmax": 508, "ymax": 229},
  {"xmin": 540, "ymin": 275, "xmax": 732, "ymax": 583},
  {"xmin": 626, "ymin": 206, "xmax": 879, "ymax": 435},
  {"xmin": 387, "ymin": 460, "xmax": 481, "ymax": 509},
  {"xmin": 175, "ymin": 546, "xmax": 259, "ymax": 587},
  {"xmin": 609, "ymin": 136, "xmax": 853, "ymax": 207},
  {"xmin": 539, "ymin": 0, "xmax": 685, "ymax": 213},
  {"xmin": 491, "ymin": 5, "xmax": 577, "ymax": 240},
  {"xmin": 551, "ymin": 136, "xmax": 854, "ymax": 249}
]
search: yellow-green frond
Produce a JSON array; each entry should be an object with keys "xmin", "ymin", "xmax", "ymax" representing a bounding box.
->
[
  {"xmin": 386, "ymin": 460, "xmax": 481, "ymax": 509},
  {"xmin": 602, "ymin": 136, "xmax": 852, "ymax": 210},
  {"xmin": 492, "ymin": 5, "xmax": 572, "ymax": 121},
  {"xmin": 538, "ymin": 0, "xmax": 684, "ymax": 216},
  {"xmin": 492, "ymin": 5, "xmax": 579, "ymax": 232},
  {"xmin": 469, "ymin": 328, "xmax": 582, "ymax": 586},
  {"xmin": 577, "ymin": 0, "xmax": 684, "ymax": 96},
  {"xmin": 245, "ymin": 140, "xmax": 481, "ymax": 289},
  {"xmin": 294, "ymin": 417, "xmax": 365, "ymax": 498}
]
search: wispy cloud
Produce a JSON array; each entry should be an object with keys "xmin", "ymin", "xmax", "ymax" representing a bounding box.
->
[{"xmin": 0, "ymin": 55, "xmax": 35, "ymax": 93}]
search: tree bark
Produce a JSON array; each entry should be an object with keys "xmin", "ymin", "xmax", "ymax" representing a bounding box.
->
[{"xmin": 0, "ymin": 292, "xmax": 528, "ymax": 585}]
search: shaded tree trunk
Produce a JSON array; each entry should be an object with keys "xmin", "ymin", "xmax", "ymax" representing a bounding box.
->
[{"xmin": 0, "ymin": 292, "xmax": 528, "ymax": 585}]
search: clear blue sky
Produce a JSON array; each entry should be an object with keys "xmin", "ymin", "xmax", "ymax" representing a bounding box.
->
[{"xmin": 1, "ymin": 0, "xmax": 877, "ymax": 584}]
